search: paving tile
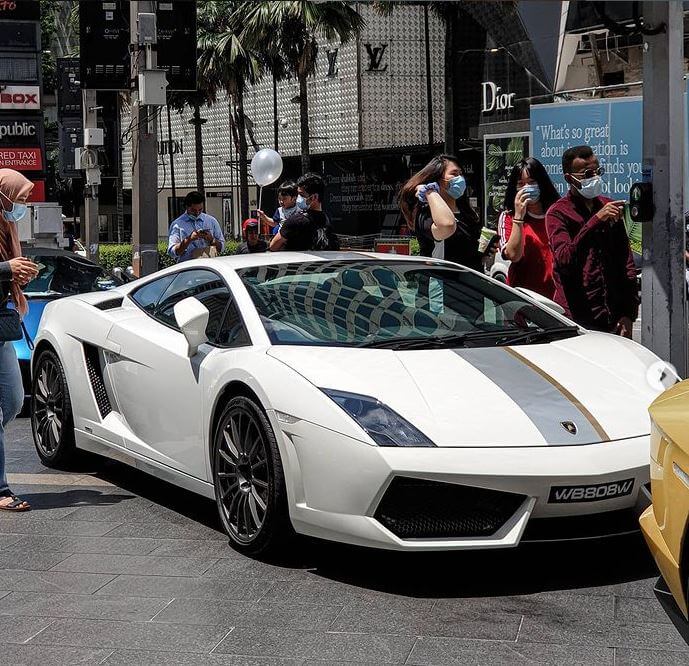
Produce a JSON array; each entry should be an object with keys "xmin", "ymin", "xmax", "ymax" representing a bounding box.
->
[
  {"xmin": 147, "ymin": 538, "xmax": 233, "ymax": 558},
  {"xmin": 29, "ymin": 617, "xmax": 231, "ymax": 653},
  {"xmin": 0, "ymin": 534, "xmax": 24, "ymax": 549},
  {"xmin": 50, "ymin": 553, "xmax": 219, "ymax": 577},
  {"xmin": 0, "ymin": 591, "xmax": 170, "ymax": 622},
  {"xmin": 615, "ymin": 647, "xmax": 689, "ymax": 664},
  {"xmin": 213, "ymin": 626, "xmax": 415, "ymax": 663},
  {"xmin": 0, "ymin": 518, "xmax": 122, "ymax": 537},
  {"xmin": 154, "ymin": 597, "xmax": 342, "ymax": 631},
  {"xmin": 0, "ymin": 615, "xmax": 54, "ymax": 644},
  {"xmin": 0, "ymin": 549, "xmax": 73, "ymax": 571},
  {"xmin": 0, "ymin": 643, "xmax": 112, "ymax": 665},
  {"xmin": 615, "ymin": 596, "xmax": 671, "ymax": 624},
  {"xmin": 260, "ymin": 579, "xmax": 402, "ymax": 606},
  {"xmin": 407, "ymin": 637, "xmax": 615, "ymax": 665},
  {"xmin": 61, "ymin": 500, "xmax": 194, "ymax": 524},
  {"xmin": 203, "ymin": 556, "xmax": 311, "ymax": 581},
  {"xmin": 104, "ymin": 649, "xmax": 300, "ymax": 665},
  {"xmin": 0, "ymin": 569, "xmax": 117, "ymax": 594},
  {"xmin": 103, "ymin": 522, "xmax": 224, "ymax": 541},
  {"xmin": 10, "ymin": 534, "xmax": 163, "ymax": 556},
  {"xmin": 96, "ymin": 574, "xmax": 275, "ymax": 601}
]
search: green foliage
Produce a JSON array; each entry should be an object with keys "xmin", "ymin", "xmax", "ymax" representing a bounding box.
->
[
  {"xmin": 410, "ymin": 238, "xmax": 419, "ymax": 256},
  {"xmin": 97, "ymin": 241, "xmax": 241, "ymax": 271}
]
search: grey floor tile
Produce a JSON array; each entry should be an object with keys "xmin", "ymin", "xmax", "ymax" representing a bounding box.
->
[
  {"xmin": 329, "ymin": 597, "xmax": 435, "ymax": 635},
  {"xmin": 0, "ymin": 549, "xmax": 73, "ymax": 571},
  {"xmin": 0, "ymin": 615, "xmax": 54, "ymax": 644},
  {"xmin": 615, "ymin": 596, "xmax": 670, "ymax": 624},
  {"xmin": 0, "ymin": 643, "xmax": 112, "ymax": 665},
  {"xmin": 0, "ymin": 591, "xmax": 171, "ymax": 622},
  {"xmin": 104, "ymin": 649, "xmax": 301, "ymax": 665},
  {"xmin": 147, "ymin": 538, "xmax": 233, "ymax": 558},
  {"xmin": 29, "ymin": 617, "xmax": 231, "ymax": 653},
  {"xmin": 11, "ymin": 534, "xmax": 163, "ymax": 556},
  {"xmin": 0, "ymin": 518, "xmax": 122, "ymax": 537},
  {"xmin": 50, "ymin": 552, "xmax": 219, "ymax": 577},
  {"xmin": 260, "ymin": 579, "xmax": 402, "ymax": 606},
  {"xmin": 0, "ymin": 534, "xmax": 24, "ymax": 549},
  {"xmin": 203, "ymin": 556, "xmax": 311, "ymax": 581},
  {"xmin": 61, "ymin": 500, "xmax": 191, "ymax": 524},
  {"xmin": 0, "ymin": 569, "xmax": 117, "ymax": 594},
  {"xmin": 154, "ymin": 597, "xmax": 342, "ymax": 631},
  {"xmin": 96, "ymin": 574, "xmax": 275, "ymax": 601},
  {"xmin": 615, "ymin": 647, "xmax": 689, "ymax": 665},
  {"xmin": 213, "ymin": 626, "xmax": 415, "ymax": 663},
  {"xmin": 407, "ymin": 636, "xmax": 615, "ymax": 665},
  {"xmin": 103, "ymin": 522, "xmax": 224, "ymax": 541}
]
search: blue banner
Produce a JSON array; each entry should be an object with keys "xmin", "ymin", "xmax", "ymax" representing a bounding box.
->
[{"xmin": 530, "ymin": 98, "xmax": 642, "ymax": 197}]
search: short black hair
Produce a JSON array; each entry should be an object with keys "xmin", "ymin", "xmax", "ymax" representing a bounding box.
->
[
  {"xmin": 297, "ymin": 173, "xmax": 325, "ymax": 199},
  {"xmin": 183, "ymin": 191, "xmax": 204, "ymax": 207},
  {"xmin": 277, "ymin": 181, "xmax": 297, "ymax": 198},
  {"xmin": 562, "ymin": 145, "xmax": 594, "ymax": 174}
]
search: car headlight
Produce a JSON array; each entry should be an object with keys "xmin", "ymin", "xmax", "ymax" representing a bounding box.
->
[{"xmin": 321, "ymin": 388, "xmax": 435, "ymax": 447}]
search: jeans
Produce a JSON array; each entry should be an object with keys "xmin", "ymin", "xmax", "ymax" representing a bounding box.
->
[{"xmin": 0, "ymin": 342, "xmax": 25, "ymax": 495}]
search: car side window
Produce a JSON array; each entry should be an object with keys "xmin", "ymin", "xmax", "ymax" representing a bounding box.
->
[
  {"xmin": 153, "ymin": 269, "xmax": 245, "ymax": 345},
  {"xmin": 130, "ymin": 274, "xmax": 176, "ymax": 314},
  {"xmin": 216, "ymin": 300, "xmax": 251, "ymax": 347}
]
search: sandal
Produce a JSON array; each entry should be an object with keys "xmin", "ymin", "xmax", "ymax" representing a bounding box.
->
[{"xmin": 0, "ymin": 495, "xmax": 31, "ymax": 512}]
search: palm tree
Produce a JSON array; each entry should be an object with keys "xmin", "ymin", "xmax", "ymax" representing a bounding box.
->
[
  {"xmin": 236, "ymin": 1, "xmax": 364, "ymax": 173},
  {"xmin": 197, "ymin": 0, "xmax": 263, "ymax": 221}
]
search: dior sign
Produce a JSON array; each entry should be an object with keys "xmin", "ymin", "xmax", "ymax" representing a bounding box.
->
[{"xmin": 481, "ymin": 82, "xmax": 515, "ymax": 114}]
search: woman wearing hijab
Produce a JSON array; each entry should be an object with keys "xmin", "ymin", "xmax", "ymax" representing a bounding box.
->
[{"xmin": 0, "ymin": 169, "xmax": 39, "ymax": 512}]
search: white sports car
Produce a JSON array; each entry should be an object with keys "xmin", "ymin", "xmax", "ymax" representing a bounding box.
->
[{"xmin": 31, "ymin": 252, "xmax": 670, "ymax": 555}]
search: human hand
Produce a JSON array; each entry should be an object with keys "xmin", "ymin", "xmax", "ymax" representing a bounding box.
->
[
  {"xmin": 596, "ymin": 200, "xmax": 624, "ymax": 222},
  {"xmin": 256, "ymin": 210, "xmax": 271, "ymax": 224},
  {"xmin": 9, "ymin": 257, "xmax": 38, "ymax": 284},
  {"xmin": 615, "ymin": 316, "xmax": 633, "ymax": 338},
  {"xmin": 514, "ymin": 188, "xmax": 530, "ymax": 219},
  {"xmin": 415, "ymin": 182, "xmax": 440, "ymax": 203}
]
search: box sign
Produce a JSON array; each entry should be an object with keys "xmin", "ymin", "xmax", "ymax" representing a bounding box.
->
[
  {"xmin": 374, "ymin": 241, "xmax": 411, "ymax": 255},
  {"xmin": 0, "ymin": 85, "xmax": 40, "ymax": 110},
  {"xmin": 0, "ymin": 0, "xmax": 40, "ymax": 21},
  {"xmin": 0, "ymin": 118, "xmax": 41, "ymax": 145},
  {"xmin": 0, "ymin": 147, "xmax": 42, "ymax": 170}
]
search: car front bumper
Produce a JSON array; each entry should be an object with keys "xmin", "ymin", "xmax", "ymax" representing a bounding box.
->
[{"xmin": 274, "ymin": 415, "xmax": 651, "ymax": 551}]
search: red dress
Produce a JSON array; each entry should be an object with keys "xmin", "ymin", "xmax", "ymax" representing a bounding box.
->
[{"xmin": 498, "ymin": 211, "xmax": 555, "ymax": 299}]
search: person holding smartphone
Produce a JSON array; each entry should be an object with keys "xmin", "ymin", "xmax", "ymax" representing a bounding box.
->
[
  {"xmin": 168, "ymin": 191, "xmax": 224, "ymax": 262},
  {"xmin": 546, "ymin": 145, "xmax": 638, "ymax": 337}
]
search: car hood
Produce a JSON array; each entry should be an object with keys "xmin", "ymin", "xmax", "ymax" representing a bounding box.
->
[{"xmin": 268, "ymin": 333, "xmax": 662, "ymax": 447}]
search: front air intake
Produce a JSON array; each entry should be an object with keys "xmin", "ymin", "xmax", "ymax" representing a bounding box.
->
[
  {"xmin": 83, "ymin": 343, "xmax": 112, "ymax": 418},
  {"xmin": 374, "ymin": 477, "xmax": 526, "ymax": 540}
]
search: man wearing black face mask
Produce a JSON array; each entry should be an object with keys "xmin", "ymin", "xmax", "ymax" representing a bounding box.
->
[{"xmin": 546, "ymin": 145, "xmax": 638, "ymax": 337}]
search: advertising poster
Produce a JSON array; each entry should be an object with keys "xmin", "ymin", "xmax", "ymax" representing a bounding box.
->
[
  {"xmin": 483, "ymin": 132, "xmax": 531, "ymax": 231},
  {"xmin": 530, "ymin": 97, "xmax": 643, "ymax": 252}
]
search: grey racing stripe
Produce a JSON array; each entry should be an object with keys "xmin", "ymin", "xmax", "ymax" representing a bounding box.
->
[{"xmin": 453, "ymin": 347, "xmax": 608, "ymax": 445}]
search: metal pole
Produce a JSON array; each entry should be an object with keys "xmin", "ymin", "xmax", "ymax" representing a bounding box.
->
[
  {"xmin": 423, "ymin": 3, "xmax": 434, "ymax": 147},
  {"xmin": 167, "ymin": 102, "xmax": 177, "ymax": 218},
  {"xmin": 641, "ymin": 1, "xmax": 687, "ymax": 377},
  {"xmin": 130, "ymin": 0, "xmax": 159, "ymax": 277},
  {"xmin": 272, "ymin": 73, "xmax": 279, "ymax": 152},
  {"xmin": 82, "ymin": 88, "xmax": 99, "ymax": 263}
]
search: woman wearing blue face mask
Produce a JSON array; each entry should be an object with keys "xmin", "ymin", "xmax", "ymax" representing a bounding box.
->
[
  {"xmin": 0, "ymin": 169, "xmax": 40, "ymax": 512},
  {"xmin": 399, "ymin": 154, "xmax": 481, "ymax": 270},
  {"xmin": 498, "ymin": 157, "xmax": 560, "ymax": 298}
]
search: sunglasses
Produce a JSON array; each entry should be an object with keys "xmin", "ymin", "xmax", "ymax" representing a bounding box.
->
[{"xmin": 570, "ymin": 166, "xmax": 605, "ymax": 179}]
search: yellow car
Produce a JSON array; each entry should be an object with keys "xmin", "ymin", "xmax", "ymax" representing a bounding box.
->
[{"xmin": 640, "ymin": 378, "xmax": 689, "ymax": 623}]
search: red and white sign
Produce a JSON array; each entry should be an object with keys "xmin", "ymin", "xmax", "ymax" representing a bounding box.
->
[
  {"xmin": 0, "ymin": 147, "xmax": 42, "ymax": 170},
  {"xmin": 0, "ymin": 86, "xmax": 40, "ymax": 111},
  {"xmin": 375, "ymin": 241, "xmax": 411, "ymax": 255},
  {"xmin": 27, "ymin": 180, "xmax": 45, "ymax": 202}
]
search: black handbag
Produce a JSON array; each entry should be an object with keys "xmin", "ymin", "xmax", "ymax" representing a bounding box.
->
[{"xmin": 0, "ymin": 308, "xmax": 23, "ymax": 343}]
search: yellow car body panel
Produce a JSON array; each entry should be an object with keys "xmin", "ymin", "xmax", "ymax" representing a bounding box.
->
[{"xmin": 640, "ymin": 380, "xmax": 689, "ymax": 618}]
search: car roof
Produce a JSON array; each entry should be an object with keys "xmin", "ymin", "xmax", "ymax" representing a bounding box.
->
[{"xmin": 22, "ymin": 247, "xmax": 96, "ymax": 262}]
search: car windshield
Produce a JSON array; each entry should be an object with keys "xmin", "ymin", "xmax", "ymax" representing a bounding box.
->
[
  {"xmin": 237, "ymin": 260, "xmax": 578, "ymax": 349},
  {"xmin": 23, "ymin": 254, "xmax": 116, "ymax": 297}
]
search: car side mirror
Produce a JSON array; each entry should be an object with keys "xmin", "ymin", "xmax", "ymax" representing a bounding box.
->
[
  {"xmin": 173, "ymin": 297, "xmax": 209, "ymax": 356},
  {"xmin": 515, "ymin": 287, "xmax": 567, "ymax": 316}
]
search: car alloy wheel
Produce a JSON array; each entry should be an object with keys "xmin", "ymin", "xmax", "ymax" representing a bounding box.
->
[
  {"xmin": 31, "ymin": 349, "xmax": 76, "ymax": 467},
  {"xmin": 213, "ymin": 395, "xmax": 292, "ymax": 555}
]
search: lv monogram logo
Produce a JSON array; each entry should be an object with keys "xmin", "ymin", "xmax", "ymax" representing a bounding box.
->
[
  {"xmin": 326, "ymin": 49, "xmax": 339, "ymax": 77},
  {"xmin": 364, "ymin": 43, "xmax": 388, "ymax": 72}
]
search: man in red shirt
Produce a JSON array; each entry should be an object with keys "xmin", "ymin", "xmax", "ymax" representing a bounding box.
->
[{"xmin": 546, "ymin": 145, "xmax": 638, "ymax": 337}]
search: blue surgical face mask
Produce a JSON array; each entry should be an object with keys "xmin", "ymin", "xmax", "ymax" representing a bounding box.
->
[
  {"xmin": 446, "ymin": 175, "xmax": 467, "ymax": 200},
  {"xmin": 576, "ymin": 175, "xmax": 603, "ymax": 200},
  {"xmin": 296, "ymin": 195, "xmax": 310, "ymax": 211},
  {"xmin": 521, "ymin": 184, "xmax": 540, "ymax": 202}
]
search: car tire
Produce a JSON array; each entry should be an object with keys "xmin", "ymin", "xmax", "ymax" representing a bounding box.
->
[
  {"xmin": 213, "ymin": 395, "xmax": 293, "ymax": 557},
  {"xmin": 31, "ymin": 349, "xmax": 76, "ymax": 468}
]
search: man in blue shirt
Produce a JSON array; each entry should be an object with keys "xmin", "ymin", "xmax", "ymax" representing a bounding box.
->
[{"xmin": 168, "ymin": 191, "xmax": 225, "ymax": 262}]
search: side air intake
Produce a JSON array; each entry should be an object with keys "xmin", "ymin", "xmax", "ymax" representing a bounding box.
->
[
  {"xmin": 93, "ymin": 297, "xmax": 123, "ymax": 311},
  {"xmin": 83, "ymin": 343, "xmax": 112, "ymax": 418}
]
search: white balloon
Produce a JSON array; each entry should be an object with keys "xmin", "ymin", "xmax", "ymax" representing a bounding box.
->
[{"xmin": 250, "ymin": 149, "xmax": 283, "ymax": 187}]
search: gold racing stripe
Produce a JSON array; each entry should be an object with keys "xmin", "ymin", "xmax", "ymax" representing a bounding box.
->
[{"xmin": 504, "ymin": 346, "xmax": 610, "ymax": 442}]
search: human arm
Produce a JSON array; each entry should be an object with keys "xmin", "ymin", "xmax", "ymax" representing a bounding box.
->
[
  {"xmin": 501, "ymin": 190, "xmax": 530, "ymax": 262},
  {"xmin": 422, "ymin": 189, "xmax": 457, "ymax": 241},
  {"xmin": 209, "ymin": 218, "xmax": 224, "ymax": 253},
  {"xmin": 168, "ymin": 224, "xmax": 201, "ymax": 257},
  {"xmin": 269, "ymin": 231, "xmax": 287, "ymax": 251},
  {"xmin": 0, "ymin": 257, "xmax": 38, "ymax": 285}
]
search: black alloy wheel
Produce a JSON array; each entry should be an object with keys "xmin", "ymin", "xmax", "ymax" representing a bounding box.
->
[
  {"xmin": 213, "ymin": 395, "xmax": 292, "ymax": 556},
  {"xmin": 31, "ymin": 349, "xmax": 76, "ymax": 467}
]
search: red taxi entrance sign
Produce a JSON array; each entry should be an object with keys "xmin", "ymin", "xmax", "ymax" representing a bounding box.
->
[
  {"xmin": 0, "ymin": 147, "xmax": 42, "ymax": 170},
  {"xmin": 374, "ymin": 240, "xmax": 411, "ymax": 255}
]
